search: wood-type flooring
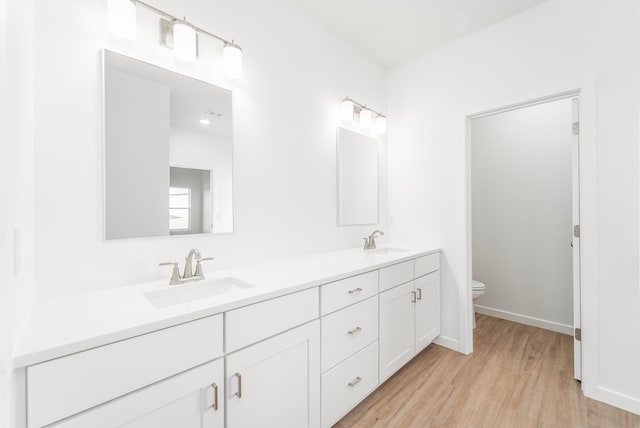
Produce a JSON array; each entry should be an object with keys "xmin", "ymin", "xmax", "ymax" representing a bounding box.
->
[{"xmin": 335, "ymin": 314, "xmax": 640, "ymax": 428}]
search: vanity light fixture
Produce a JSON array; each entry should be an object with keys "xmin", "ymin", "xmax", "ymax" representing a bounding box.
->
[
  {"xmin": 359, "ymin": 108, "xmax": 373, "ymax": 128},
  {"xmin": 172, "ymin": 19, "xmax": 197, "ymax": 62},
  {"xmin": 223, "ymin": 42, "xmax": 243, "ymax": 79},
  {"xmin": 107, "ymin": 0, "xmax": 243, "ymax": 78},
  {"xmin": 340, "ymin": 98, "xmax": 355, "ymax": 121},
  {"xmin": 339, "ymin": 97, "xmax": 387, "ymax": 134},
  {"xmin": 199, "ymin": 118, "xmax": 211, "ymax": 125},
  {"xmin": 375, "ymin": 114, "xmax": 387, "ymax": 134}
]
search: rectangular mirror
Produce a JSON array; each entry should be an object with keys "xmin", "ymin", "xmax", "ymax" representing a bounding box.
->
[
  {"xmin": 103, "ymin": 50, "xmax": 233, "ymax": 239},
  {"xmin": 336, "ymin": 127, "xmax": 379, "ymax": 225}
]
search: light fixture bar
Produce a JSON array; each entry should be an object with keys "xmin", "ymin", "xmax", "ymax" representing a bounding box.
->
[
  {"xmin": 341, "ymin": 96, "xmax": 386, "ymax": 118},
  {"xmin": 133, "ymin": 0, "xmax": 239, "ymax": 48}
]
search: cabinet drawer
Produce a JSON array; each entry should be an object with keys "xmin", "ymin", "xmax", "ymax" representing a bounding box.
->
[
  {"xmin": 321, "ymin": 296, "xmax": 378, "ymax": 372},
  {"xmin": 321, "ymin": 341, "xmax": 379, "ymax": 428},
  {"xmin": 320, "ymin": 270, "xmax": 378, "ymax": 315},
  {"xmin": 51, "ymin": 358, "xmax": 224, "ymax": 428},
  {"xmin": 27, "ymin": 314, "xmax": 223, "ymax": 428},
  {"xmin": 415, "ymin": 253, "xmax": 440, "ymax": 278},
  {"xmin": 379, "ymin": 260, "xmax": 414, "ymax": 292},
  {"xmin": 226, "ymin": 287, "xmax": 319, "ymax": 352}
]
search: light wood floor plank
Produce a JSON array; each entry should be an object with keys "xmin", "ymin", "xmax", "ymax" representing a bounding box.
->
[{"xmin": 334, "ymin": 315, "xmax": 640, "ymax": 428}]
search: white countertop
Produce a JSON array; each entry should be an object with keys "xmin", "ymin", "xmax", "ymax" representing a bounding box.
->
[{"xmin": 14, "ymin": 244, "xmax": 441, "ymax": 368}]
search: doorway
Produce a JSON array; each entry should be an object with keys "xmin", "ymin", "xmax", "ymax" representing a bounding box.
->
[{"xmin": 468, "ymin": 95, "xmax": 581, "ymax": 380}]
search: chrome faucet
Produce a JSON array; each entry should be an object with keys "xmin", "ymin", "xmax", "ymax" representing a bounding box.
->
[
  {"xmin": 363, "ymin": 230, "xmax": 384, "ymax": 250},
  {"xmin": 183, "ymin": 248, "xmax": 201, "ymax": 279},
  {"xmin": 159, "ymin": 248, "xmax": 214, "ymax": 285}
]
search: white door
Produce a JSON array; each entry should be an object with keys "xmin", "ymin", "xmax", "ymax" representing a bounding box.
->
[
  {"xmin": 54, "ymin": 359, "xmax": 225, "ymax": 428},
  {"xmin": 226, "ymin": 320, "xmax": 320, "ymax": 428},
  {"xmin": 571, "ymin": 97, "xmax": 582, "ymax": 381},
  {"xmin": 414, "ymin": 271, "xmax": 441, "ymax": 354},
  {"xmin": 379, "ymin": 281, "xmax": 415, "ymax": 382}
]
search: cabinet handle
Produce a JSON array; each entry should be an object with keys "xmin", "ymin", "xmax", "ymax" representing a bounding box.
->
[
  {"xmin": 211, "ymin": 383, "xmax": 219, "ymax": 411},
  {"xmin": 348, "ymin": 377, "xmax": 362, "ymax": 387},
  {"xmin": 347, "ymin": 326, "xmax": 362, "ymax": 335},
  {"xmin": 233, "ymin": 372, "xmax": 242, "ymax": 399},
  {"xmin": 417, "ymin": 288, "xmax": 422, "ymax": 300},
  {"xmin": 411, "ymin": 290, "xmax": 417, "ymax": 303},
  {"xmin": 348, "ymin": 287, "xmax": 363, "ymax": 295}
]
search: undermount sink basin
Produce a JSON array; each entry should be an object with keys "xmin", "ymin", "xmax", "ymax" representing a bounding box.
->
[
  {"xmin": 364, "ymin": 247, "xmax": 412, "ymax": 256},
  {"xmin": 145, "ymin": 277, "xmax": 255, "ymax": 308}
]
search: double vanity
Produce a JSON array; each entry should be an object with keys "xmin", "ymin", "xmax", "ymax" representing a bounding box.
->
[{"xmin": 15, "ymin": 244, "xmax": 441, "ymax": 428}]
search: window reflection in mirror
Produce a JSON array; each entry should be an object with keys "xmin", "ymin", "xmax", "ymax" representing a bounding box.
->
[{"xmin": 103, "ymin": 50, "xmax": 233, "ymax": 239}]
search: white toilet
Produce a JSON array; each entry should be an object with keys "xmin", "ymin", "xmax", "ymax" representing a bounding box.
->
[{"xmin": 472, "ymin": 280, "xmax": 486, "ymax": 328}]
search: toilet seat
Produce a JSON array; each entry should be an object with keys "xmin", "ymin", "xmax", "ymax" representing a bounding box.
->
[{"xmin": 472, "ymin": 280, "xmax": 485, "ymax": 291}]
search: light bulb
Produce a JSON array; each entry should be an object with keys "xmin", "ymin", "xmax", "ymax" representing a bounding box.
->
[
  {"xmin": 359, "ymin": 108, "xmax": 373, "ymax": 128},
  {"xmin": 200, "ymin": 118, "xmax": 211, "ymax": 125},
  {"xmin": 340, "ymin": 99, "xmax": 354, "ymax": 122},
  {"xmin": 173, "ymin": 20, "xmax": 197, "ymax": 61},
  {"xmin": 223, "ymin": 42, "xmax": 243, "ymax": 79},
  {"xmin": 107, "ymin": 0, "xmax": 136, "ymax": 40},
  {"xmin": 375, "ymin": 115, "xmax": 387, "ymax": 134}
]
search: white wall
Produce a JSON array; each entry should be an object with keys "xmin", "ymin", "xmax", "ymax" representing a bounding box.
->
[
  {"xmin": 105, "ymin": 68, "xmax": 171, "ymax": 239},
  {"xmin": 32, "ymin": 0, "xmax": 387, "ymax": 300},
  {"xmin": 471, "ymin": 99, "xmax": 573, "ymax": 330},
  {"xmin": 388, "ymin": 0, "xmax": 640, "ymax": 414},
  {"xmin": 1, "ymin": 0, "xmax": 35, "ymax": 426}
]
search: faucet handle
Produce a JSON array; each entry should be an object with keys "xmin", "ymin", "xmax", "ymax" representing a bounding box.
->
[
  {"xmin": 194, "ymin": 257, "xmax": 214, "ymax": 279},
  {"xmin": 159, "ymin": 262, "xmax": 181, "ymax": 285}
]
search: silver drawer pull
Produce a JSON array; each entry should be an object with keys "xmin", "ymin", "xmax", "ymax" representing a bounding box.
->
[
  {"xmin": 348, "ymin": 287, "xmax": 363, "ymax": 295},
  {"xmin": 417, "ymin": 287, "xmax": 422, "ymax": 300},
  {"xmin": 347, "ymin": 326, "xmax": 362, "ymax": 335},
  {"xmin": 348, "ymin": 376, "xmax": 362, "ymax": 387},
  {"xmin": 233, "ymin": 372, "xmax": 242, "ymax": 398},
  {"xmin": 211, "ymin": 383, "xmax": 219, "ymax": 411}
]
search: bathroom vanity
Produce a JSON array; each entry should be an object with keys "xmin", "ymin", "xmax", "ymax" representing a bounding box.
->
[{"xmin": 14, "ymin": 246, "xmax": 441, "ymax": 428}]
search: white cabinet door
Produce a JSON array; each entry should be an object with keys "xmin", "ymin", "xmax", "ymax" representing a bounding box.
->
[
  {"xmin": 414, "ymin": 271, "xmax": 440, "ymax": 354},
  {"xmin": 379, "ymin": 281, "xmax": 415, "ymax": 382},
  {"xmin": 53, "ymin": 359, "xmax": 224, "ymax": 428},
  {"xmin": 226, "ymin": 320, "xmax": 320, "ymax": 428}
]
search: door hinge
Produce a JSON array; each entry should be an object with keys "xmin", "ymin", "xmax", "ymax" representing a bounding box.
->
[
  {"xmin": 572, "ymin": 122, "xmax": 580, "ymax": 135},
  {"xmin": 575, "ymin": 328, "xmax": 582, "ymax": 341},
  {"xmin": 574, "ymin": 225, "xmax": 580, "ymax": 238}
]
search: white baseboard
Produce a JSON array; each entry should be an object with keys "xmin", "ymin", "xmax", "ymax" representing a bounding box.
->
[
  {"xmin": 586, "ymin": 386, "xmax": 640, "ymax": 416},
  {"xmin": 433, "ymin": 335, "xmax": 460, "ymax": 352},
  {"xmin": 474, "ymin": 305, "xmax": 573, "ymax": 336}
]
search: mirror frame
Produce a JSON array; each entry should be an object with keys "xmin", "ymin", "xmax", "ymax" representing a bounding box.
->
[{"xmin": 101, "ymin": 49, "xmax": 235, "ymax": 240}]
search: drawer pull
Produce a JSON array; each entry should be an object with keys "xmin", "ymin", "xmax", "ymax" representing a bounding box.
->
[
  {"xmin": 347, "ymin": 326, "xmax": 362, "ymax": 335},
  {"xmin": 411, "ymin": 290, "xmax": 417, "ymax": 303},
  {"xmin": 211, "ymin": 383, "xmax": 219, "ymax": 411},
  {"xmin": 348, "ymin": 376, "xmax": 363, "ymax": 387},
  {"xmin": 417, "ymin": 287, "xmax": 422, "ymax": 300},
  {"xmin": 348, "ymin": 287, "xmax": 363, "ymax": 295},
  {"xmin": 233, "ymin": 372, "xmax": 242, "ymax": 398}
]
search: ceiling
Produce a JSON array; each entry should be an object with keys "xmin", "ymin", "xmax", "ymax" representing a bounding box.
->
[
  {"xmin": 295, "ymin": 0, "xmax": 549, "ymax": 67},
  {"xmin": 106, "ymin": 50, "xmax": 233, "ymax": 137}
]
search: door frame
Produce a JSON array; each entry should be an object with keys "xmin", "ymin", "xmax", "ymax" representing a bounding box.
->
[{"xmin": 459, "ymin": 78, "xmax": 598, "ymax": 397}]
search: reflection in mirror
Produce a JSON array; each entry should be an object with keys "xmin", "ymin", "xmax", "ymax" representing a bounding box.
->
[
  {"xmin": 103, "ymin": 50, "xmax": 233, "ymax": 239},
  {"xmin": 336, "ymin": 127, "xmax": 379, "ymax": 226}
]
